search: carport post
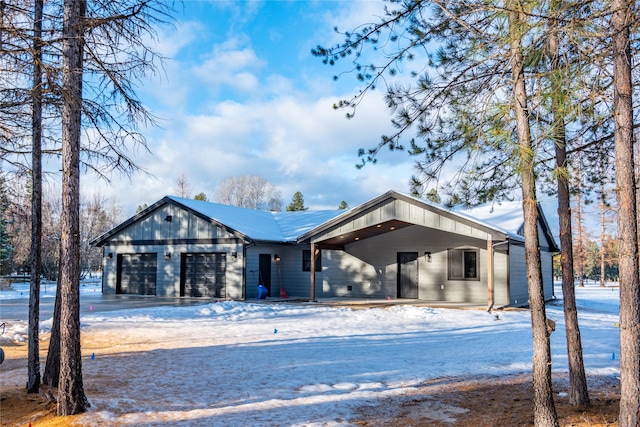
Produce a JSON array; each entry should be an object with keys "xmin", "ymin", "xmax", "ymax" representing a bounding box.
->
[
  {"xmin": 487, "ymin": 237, "xmax": 494, "ymax": 311},
  {"xmin": 310, "ymin": 242, "xmax": 317, "ymax": 302}
]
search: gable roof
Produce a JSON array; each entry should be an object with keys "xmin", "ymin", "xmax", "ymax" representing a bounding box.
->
[
  {"xmin": 297, "ymin": 190, "xmax": 558, "ymax": 251},
  {"xmin": 91, "ymin": 196, "xmax": 344, "ymax": 246},
  {"xmin": 92, "ymin": 191, "xmax": 558, "ymax": 252},
  {"xmin": 171, "ymin": 196, "xmax": 344, "ymax": 242}
]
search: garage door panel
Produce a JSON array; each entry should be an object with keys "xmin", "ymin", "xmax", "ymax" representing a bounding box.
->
[
  {"xmin": 181, "ymin": 253, "xmax": 226, "ymax": 298},
  {"xmin": 117, "ymin": 253, "xmax": 157, "ymax": 295}
]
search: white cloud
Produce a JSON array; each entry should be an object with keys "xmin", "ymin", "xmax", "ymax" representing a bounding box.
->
[
  {"xmin": 192, "ymin": 40, "xmax": 265, "ymax": 94},
  {"xmin": 84, "ymin": 1, "xmax": 419, "ymax": 217}
]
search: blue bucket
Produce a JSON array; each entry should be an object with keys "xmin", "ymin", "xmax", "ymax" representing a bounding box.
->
[{"xmin": 257, "ymin": 285, "xmax": 268, "ymax": 300}]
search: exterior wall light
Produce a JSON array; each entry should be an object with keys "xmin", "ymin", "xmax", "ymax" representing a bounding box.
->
[
  {"xmin": 165, "ymin": 215, "xmax": 172, "ymax": 222},
  {"xmin": 165, "ymin": 253, "xmax": 172, "ymax": 261},
  {"xmin": 274, "ymin": 254, "xmax": 281, "ymax": 262},
  {"xmin": 107, "ymin": 252, "xmax": 113, "ymax": 259},
  {"xmin": 425, "ymin": 252, "xmax": 432, "ymax": 262}
]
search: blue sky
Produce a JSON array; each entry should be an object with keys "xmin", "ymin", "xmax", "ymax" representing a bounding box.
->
[{"xmin": 83, "ymin": 0, "xmax": 421, "ymax": 216}]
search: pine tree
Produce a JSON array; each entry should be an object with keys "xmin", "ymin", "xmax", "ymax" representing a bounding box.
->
[
  {"xmin": 286, "ymin": 191, "xmax": 308, "ymax": 211},
  {"xmin": 611, "ymin": 0, "xmax": 640, "ymax": 424}
]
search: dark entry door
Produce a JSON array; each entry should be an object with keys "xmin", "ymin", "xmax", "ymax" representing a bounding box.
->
[
  {"xmin": 397, "ymin": 252, "xmax": 418, "ymax": 298},
  {"xmin": 116, "ymin": 253, "xmax": 157, "ymax": 295},
  {"xmin": 181, "ymin": 253, "xmax": 227, "ymax": 298},
  {"xmin": 259, "ymin": 253, "xmax": 272, "ymax": 297}
]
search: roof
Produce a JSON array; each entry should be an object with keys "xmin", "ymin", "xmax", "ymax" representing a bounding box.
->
[
  {"xmin": 92, "ymin": 191, "xmax": 558, "ymax": 251},
  {"xmin": 297, "ymin": 190, "xmax": 558, "ymax": 251},
  {"xmin": 91, "ymin": 196, "xmax": 344, "ymax": 246},
  {"xmin": 457, "ymin": 199, "xmax": 559, "ymax": 251}
]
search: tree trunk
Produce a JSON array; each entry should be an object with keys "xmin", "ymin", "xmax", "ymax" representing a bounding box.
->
[
  {"xmin": 510, "ymin": 7, "xmax": 559, "ymax": 427},
  {"xmin": 547, "ymin": 1, "xmax": 589, "ymax": 407},
  {"xmin": 573, "ymin": 174, "xmax": 585, "ymax": 287},
  {"xmin": 43, "ymin": 257, "xmax": 62, "ymax": 387},
  {"xmin": 611, "ymin": 0, "xmax": 640, "ymax": 425},
  {"xmin": 57, "ymin": 0, "xmax": 89, "ymax": 415},
  {"xmin": 27, "ymin": 0, "xmax": 44, "ymax": 394},
  {"xmin": 599, "ymin": 178, "xmax": 607, "ymax": 288}
]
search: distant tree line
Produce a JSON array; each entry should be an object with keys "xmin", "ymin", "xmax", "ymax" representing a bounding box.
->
[{"xmin": 0, "ymin": 174, "xmax": 121, "ymax": 279}]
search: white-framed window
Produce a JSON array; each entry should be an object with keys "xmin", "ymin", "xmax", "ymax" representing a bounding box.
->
[{"xmin": 448, "ymin": 248, "xmax": 480, "ymax": 280}]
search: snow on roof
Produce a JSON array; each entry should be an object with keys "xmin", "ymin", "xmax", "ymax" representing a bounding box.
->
[
  {"xmin": 168, "ymin": 193, "xmax": 558, "ymax": 247},
  {"xmin": 169, "ymin": 196, "xmax": 343, "ymax": 243},
  {"xmin": 457, "ymin": 201, "xmax": 525, "ymax": 236},
  {"xmin": 272, "ymin": 209, "xmax": 348, "ymax": 241},
  {"xmin": 456, "ymin": 199, "xmax": 559, "ymax": 249}
]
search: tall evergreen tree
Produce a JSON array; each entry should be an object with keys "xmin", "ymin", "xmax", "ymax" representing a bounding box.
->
[
  {"xmin": 27, "ymin": 0, "xmax": 44, "ymax": 394},
  {"xmin": 57, "ymin": 0, "xmax": 89, "ymax": 415},
  {"xmin": 508, "ymin": 5, "xmax": 558, "ymax": 424},
  {"xmin": 546, "ymin": 0, "xmax": 589, "ymax": 407},
  {"xmin": 611, "ymin": 0, "xmax": 640, "ymax": 424},
  {"xmin": 287, "ymin": 191, "xmax": 308, "ymax": 211},
  {"xmin": 0, "ymin": 175, "xmax": 11, "ymax": 271}
]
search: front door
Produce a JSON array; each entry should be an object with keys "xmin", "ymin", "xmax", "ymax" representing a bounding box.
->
[
  {"xmin": 259, "ymin": 253, "xmax": 272, "ymax": 297},
  {"xmin": 397, "ymin": 252, "xmax": 418, "ymax": 298}
]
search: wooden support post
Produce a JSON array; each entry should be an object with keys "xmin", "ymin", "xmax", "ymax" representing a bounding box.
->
[
  {"xmin": 310, "ymin": 242, "xmax": 316, "ymax": 302},
  {"xmin": 487, "ymin": 237, "xmax": 494, "ymax": 311}
]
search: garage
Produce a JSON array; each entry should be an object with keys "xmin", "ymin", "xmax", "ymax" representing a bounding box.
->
[
  {"xmin": 180, "ymin": 253, "xmax": 227, "ymax": 298},
  {"xmin": 116, "ymin": 253, "xmax": 157, "ymax": 295}
]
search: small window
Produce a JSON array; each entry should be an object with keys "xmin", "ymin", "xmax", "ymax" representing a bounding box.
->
[
  {"xmin": 448, "ymin": 249, "xmax": 480, "ymax": 280},
  {"xmin": 303, "ymin": 249, "xmax": 322, "ymax": 272}
]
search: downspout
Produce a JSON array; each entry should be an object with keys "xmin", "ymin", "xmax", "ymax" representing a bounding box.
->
[{"xmin": 487, "ymin": 238, "xmax": 494, "ymax": 312}]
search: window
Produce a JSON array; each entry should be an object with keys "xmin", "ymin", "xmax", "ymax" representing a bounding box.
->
[
  {"xmin": 448, "ymin": 249, "xmax": 479, "ymax": 280},
  {"xmin": 302, "ymin": 249, "xmax": 322, "ymax": 272}
]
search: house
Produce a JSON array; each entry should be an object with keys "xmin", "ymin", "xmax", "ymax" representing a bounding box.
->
[{"xmin": 91, "ymin": 190, "xmax": 558, "ymax": 308}]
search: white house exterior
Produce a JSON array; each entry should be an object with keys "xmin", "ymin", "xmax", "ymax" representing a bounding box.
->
[{"xmin": 91, "ymin": 191, "xmax": 558, "ymax": 308}]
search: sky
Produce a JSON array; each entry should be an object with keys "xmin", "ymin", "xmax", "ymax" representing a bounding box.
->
[
  {"xmin": 81, "ymin": 0, "xmax": 420, "ymax": 217},
  {"xmin": 1, "ymin": 281, "xmax": 621, "ymax": 425}
]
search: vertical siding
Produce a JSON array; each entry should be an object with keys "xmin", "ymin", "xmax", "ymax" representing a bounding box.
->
[
  {"xmin": 101, "ymin": 204, "xmax": 244, "ymax": 299},
  {"xmin": 507, "ymin": 243, "xmax": 556, "ymax": 306},
  {"xmin": 541, "ymin": 249, "xmax": 555, "ymax": 300},
  {"xmin": 508, "ymin": 244, "xmax": 529, "ymax": 306},
  {"xmin": 493, "ymin": 250, "xmax": 510, "ymax": 306},
  {"xmin": 113, "ymin": 205, "xmax": 232, "ymax": 242}
]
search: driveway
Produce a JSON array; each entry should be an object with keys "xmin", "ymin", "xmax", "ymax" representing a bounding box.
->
[{"xmin": 0, "ymin": 294, "xmax": 212, "ymax": 323}]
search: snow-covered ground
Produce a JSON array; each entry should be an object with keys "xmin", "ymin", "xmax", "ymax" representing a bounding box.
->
[{"xmin": 0, "ymin": 282, "xmax": 621, "ymax": 426}]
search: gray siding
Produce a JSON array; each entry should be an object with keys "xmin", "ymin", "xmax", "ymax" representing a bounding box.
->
[
  {"xmin": 508, "ymin": 244, "xmax": 529, "ymax": 306},
  {"xmin": 507, "ymin": 242, "xmax": 556, "ymax": 307},
  {"xmin": 316, "ymin": 225, "xmax": 507, "ymax": 305},
  {"xmin": 101, "ymin": 205, "xmax": 244, "ymax": 298},
  {"xmin": 541, "ymin": 249, "xmax": 555, "ymax": 301},
  {"xmin": 493, "ymin": 249, "xmax": 510, "ymax": 306},
  {"xmin": 313, "ymin": 199, "xmax": 498, "ymax": 243},
  {"xmin": 110, "ymin": 205, "xmax": 238, "ymax": 241}
]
